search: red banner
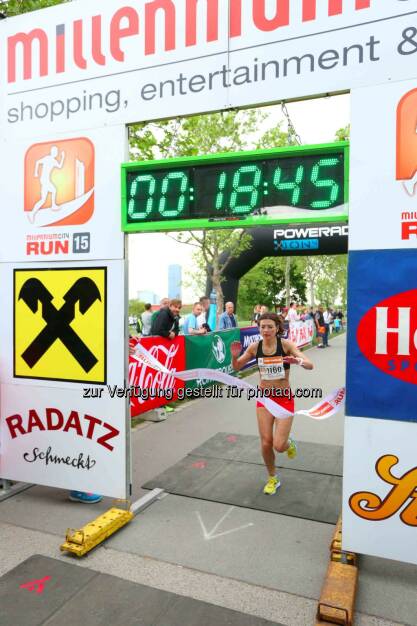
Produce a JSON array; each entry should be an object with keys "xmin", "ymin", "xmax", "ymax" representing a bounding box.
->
[{"xmin": 129, "ymin": 336, "xmax": 186, "ymax": 417}]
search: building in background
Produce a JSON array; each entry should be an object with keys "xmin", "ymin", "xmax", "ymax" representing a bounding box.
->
[
  {"xmin": 168, "ymin": 264, "xmax": 182, "ymax": 300},
  {"xmin": 137, "ymin": 290, "xmax": 159, "ymax": 304}
]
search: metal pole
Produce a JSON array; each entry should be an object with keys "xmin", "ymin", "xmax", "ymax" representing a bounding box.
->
[{"xmin": 0, "ymin": 478, "xmax": 33, "ymax": 502}]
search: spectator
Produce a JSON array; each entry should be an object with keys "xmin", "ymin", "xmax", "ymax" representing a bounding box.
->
[
  {"xmin": 141, "ymin": 303, "xmax": 153, "ymax": 337},
  {"xmin": 300, "ymin": 306, "xmax": 311, "ymax": 321},
  {"xmin": 337, "ymin": 310, "xmax": 344, "ymax": 329},
  {"xmin": 314, "ymin": 305, "xmax": 327, "ymax": 348},
  {"xmin": 286, "ymin": 302, "xmax": 300, "ymax": 323},
  {"xmin": 218, "ymin": 302, "xmax": 238, "ymax": 329},
  {"xmin": 251, "ymin": 304, "xmax": 261, "ymax": 326},
  {"xmin": 323, "ymin": 307, "xmax": 333, "ymax": 343},
  {"xmin": 151, "ymin": 299, "xmax": 182, "ymax": 339},
  {"xmin": 183, "ymin": 302, "xmax": 208, "ymax": 335},
  {"xmin": 260, "ymin": 305, "xmax": 269, "ymax": 315},
  {"xmin": 151, "ymin": 298, "xmax": 169, "ymax": 326},
  {"xmin": 197, "ymin": 296, "xmax": 211, "ymax": 331}
]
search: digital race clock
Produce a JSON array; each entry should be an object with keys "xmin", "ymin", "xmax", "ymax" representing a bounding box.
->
[{"xmin": 121, "ymin": 142, "xmax": 348, "ymax": 232}]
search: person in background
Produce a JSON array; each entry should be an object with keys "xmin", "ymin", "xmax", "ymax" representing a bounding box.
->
[
  {"xmin": 151, "ymin": 298, "xmax": 169, "ymax": 327},
  {"xmin": 300, "ymin": 306, "xmax": 311, "ymax": 321},
  {"xmin": 323, "ymin": 307, "xmax": 333, "ymax": 344},
  {"xmin": 218, "ymin": 301, "xmax": 238, "ymax": 329},
  {"xmin": 251, "ymin": 304, "xmax": 262, "ymax": 326},
  {"xmin": 260, "ymin": 305, "xmax": 269, "ymax": 315},
  {"xmin": 183, "ymin": 302, "xmax": 208, "ymax": 335},
  {"xmin": 141, "ymin": 303, "xmax": 153, "ymax": 337},
  {"xmin": 197, "ymin": 296, "xmax": 211, "ymax": 331},
  {"xmin": 69, "ymin": 491, "xmax": 102, "ymax": 504},
  {"xmin": 314, "ymin": 305, "xmax": 326, "ymax": 348},
  {"xmin": 151, "ymin": 299, "xmax": 182, "ymax": 339},
  {"xmin": 285, "ymin": 302, "xmax": 300, "ymax": 323}
]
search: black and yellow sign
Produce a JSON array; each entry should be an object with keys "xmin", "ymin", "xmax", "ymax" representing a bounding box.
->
[{"xmin": 14, "ymin": 267, "xmax": 106, "ymax": 384}]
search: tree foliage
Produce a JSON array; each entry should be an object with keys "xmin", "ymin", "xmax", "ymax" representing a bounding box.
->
[
  {"xmin": 131, "ymin": 108, "xmax": 290, "ymax": 316},
  {"xmin": 177, "ymin": 229, "xmax": 252, "ymax": 315},
  {"xmin": 335, "ymin": 125, "xmax": 350, "ymax": 142},
  {"xmin": 128, "ymin": 299, "xmax": 145, "ymax": 319},
  {"xmin": 296, "ymin": 255, "xmax": 347, "ymax": 308},
  {"xmin": 238, "ymin": 257, "xmax": 306, "ymax": 319},
  {"xmin": 0, "ymin": 0, "xmax": 68, "ymax": 16}
]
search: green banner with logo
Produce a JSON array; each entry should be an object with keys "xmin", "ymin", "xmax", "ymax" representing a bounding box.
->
[{"xmin": 185, "ymin": 329, "xmax": 240, "ymax": 389}]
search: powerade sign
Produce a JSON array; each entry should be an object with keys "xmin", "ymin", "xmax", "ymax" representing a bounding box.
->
[
  {"xmin": 346, "ymin": 249, "xmax": 417, "ymax": 423},
  {"xmin": 280, "ymin": 239, "xmax": 320, "ymax": 250},
  {"xmin": 273, "ymin": 223, "xmax": 348, "ymax": 255}
]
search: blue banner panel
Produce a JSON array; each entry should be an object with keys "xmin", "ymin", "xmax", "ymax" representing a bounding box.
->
[
  {"xmin": 239, "ymin": 326, "xmax": 261, "ymax": 370},
  {"xmin": 346, "ymin": 249, "xmax": 417, "ymax": 422}
]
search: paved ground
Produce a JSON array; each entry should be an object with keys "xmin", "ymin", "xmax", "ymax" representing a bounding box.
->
[{"xmin": 1, "ymin": 334, "xmax": 416, "ymax": 626}]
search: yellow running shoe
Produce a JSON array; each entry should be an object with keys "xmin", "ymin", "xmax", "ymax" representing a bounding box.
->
[
  {"xmin": 287, "ymin": 437, "xmax": 297, "ymax": 460},
  {"xmin": 263, "ymin": 475, "xmax": 281, "ymax": 495}
]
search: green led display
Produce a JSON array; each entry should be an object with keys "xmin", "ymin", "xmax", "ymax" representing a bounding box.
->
[{"xmin": 122, "ymin": 143, "xmax": 348, "ymax": 232}]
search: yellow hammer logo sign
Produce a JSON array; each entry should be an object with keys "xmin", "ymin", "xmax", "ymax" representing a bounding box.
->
[{"xmin": 14, "ymin": 267, "xmax": 106, "ymax": 384}]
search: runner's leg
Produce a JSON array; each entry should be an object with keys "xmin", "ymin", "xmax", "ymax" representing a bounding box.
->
[
  {"xmin": 273, "ymin": 415, "xmax": 294, "ymax": 453},
  {"xmin": 256, "ymin": 406, "xmax": 275, "ymax": 476}
]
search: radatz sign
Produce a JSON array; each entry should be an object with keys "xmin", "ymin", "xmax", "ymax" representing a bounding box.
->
[{"xmin": 1, "ymin": 1, "xmax": 417, "ymax": 135}]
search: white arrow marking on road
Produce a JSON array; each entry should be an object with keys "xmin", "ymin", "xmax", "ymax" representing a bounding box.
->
[{"xmin": 196, "ymin": 507, "xmax": 254, "ymax": 541}]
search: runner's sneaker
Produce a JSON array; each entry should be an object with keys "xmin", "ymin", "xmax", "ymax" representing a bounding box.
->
[
  {"xmin": 287, "ymin": 438, "xmax": 298, "ymax": 460},
  {"xmin": 69, "ymin": 491, "xmax": 103, "ymax": 504},
  {"xmin": 263, "ymin": 475, "xmax": 281, "ymax": 495}
]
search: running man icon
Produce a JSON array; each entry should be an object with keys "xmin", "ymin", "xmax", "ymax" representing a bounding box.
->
[{"xmin": 29, "ymin": 146, "xmax": 65, "ymax": 222}]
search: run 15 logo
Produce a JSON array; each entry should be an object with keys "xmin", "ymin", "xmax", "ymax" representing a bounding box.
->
[
  {"xmin": 349, "ymin": 455, "xmax": 417, "ymax": 527},
  {"xmin": 357, "ymin": 289, "xmax": 417, "ymax": 384},
  {"xmin": 397, "ymin": 89, "xmax": 417, "ymax": 240},
  {"xmin": 24, "ymin": 137, "xmax": 94, "ymax": 256}
]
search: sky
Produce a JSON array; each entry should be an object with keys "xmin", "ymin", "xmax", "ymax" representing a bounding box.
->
[{"xmin": 128, "ymin": 94, "xmax": 350, "ymax": 303}]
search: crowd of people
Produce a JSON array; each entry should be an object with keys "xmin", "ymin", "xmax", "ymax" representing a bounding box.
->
[
  {"xmin": 134, "ymin": 298, "xmax": 345, "ymax": 346},
  {"xmin": 251, "ymin": 302, "xmax": 344, "ymax": 348},
  {"xmin": 136, "ymin": 296, "xmax": 238, "ymax": 338}
]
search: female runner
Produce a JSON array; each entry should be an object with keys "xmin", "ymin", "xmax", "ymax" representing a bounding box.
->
[{"xmin": 231, "ymin": 313, "xmax": 313, "ymax": 495}]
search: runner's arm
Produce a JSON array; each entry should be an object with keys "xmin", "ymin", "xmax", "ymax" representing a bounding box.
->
[
  {"xmin": 231, "ymin": 341, "xmax": 256, "ymax": 371},
  {"xmin": 282, "ymin": 340, "xmax": 313, "ymax": 370}
]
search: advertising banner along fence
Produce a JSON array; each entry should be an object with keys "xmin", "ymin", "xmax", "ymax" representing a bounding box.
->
[
  {"xmin": 133, "ymin": 342, "xmax": 346, "ymax": 421},
  {"xmin": 185, "ymin": 329, "xmax": 240, "ymax": 389},
  {"xmin": 129, "ymin": 335, "xmax": 185, "ymax": 417}
]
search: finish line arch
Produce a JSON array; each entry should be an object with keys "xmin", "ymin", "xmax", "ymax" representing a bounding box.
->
[{"xmin": 207, "ymin": 222, "xmax": 348, "ymax": 306}]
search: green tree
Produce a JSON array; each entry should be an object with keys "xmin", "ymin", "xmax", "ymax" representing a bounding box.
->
[
  {"xmin": 177, "ymin": 229, "xmax": 252, "ymax": 316},
  {"xmin": 316, "ymin": 255, "xmax": 347, "ymax": 308},
  {"xmin": 238, "ymin": 257, "xmax": 306, "ymax": 317},
  {"xmin": 335, "ymin": 125, "xmax": 350, "ymax": 142},
  {"xmin": 128, "ymin": 299, "xmax": 145, "ymax": 319},
  {"xmin": 131, "ymin": 108, "xmax": 291, "ymax": 318},
  {"xmin": 297, "ymin": 256, "xmax": 326, "ymax": 307},
  {"xmin": 0, "ymin": 0, "xmax": 68, "ymax": 15}
]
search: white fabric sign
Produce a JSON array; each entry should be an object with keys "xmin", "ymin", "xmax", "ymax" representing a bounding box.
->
[
  {"xmin": 343, "ymin": 416, "xmax": 417, "ymax": 565},
  {"xmin": 1, "ymin": 2, "xmax": 416, "ymax": 136},
  {"xmin": 350, "ymin": 79, "xmax": 417, "ymax": 250},
  {"xmin": 0, "ymin": 125, "xmax": 125, "ymax": 263},
  {"xmin": 133, "ymin": 342, "xmax": 345, "ymax": 421},
  {"xmin": 0, "ymin": 383, "xmax": 127, "ymax": 497}
]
